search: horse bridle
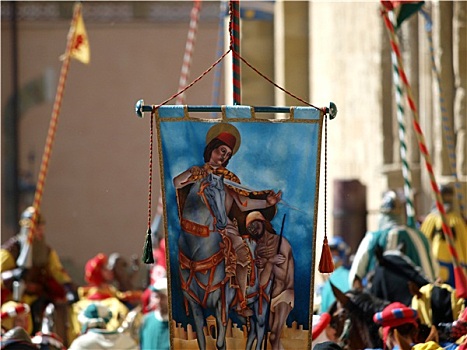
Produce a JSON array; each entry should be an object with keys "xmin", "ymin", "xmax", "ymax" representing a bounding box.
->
[{"xmin": 331, "ymin": 305, "xmax": 352, "ymax": 348}]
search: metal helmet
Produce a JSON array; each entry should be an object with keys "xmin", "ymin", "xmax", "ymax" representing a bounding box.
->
[
  {"xmin": 380, "ymin": 190, "xmax": 404, "ymax": 214},
  {"xmin": 19, "ymin": 206, "xmax": 44, "ymax": 228},
  {"xmin": 328, "ymin": 236, "xmax": 351, "ymax": 258}
]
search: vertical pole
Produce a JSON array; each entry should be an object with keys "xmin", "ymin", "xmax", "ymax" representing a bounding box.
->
[
  {"xmin": 231, "ymin": 0, "xmax": 241, "ymax": 105},
  {"xmin": 16, "ymin": 3, "xmax": 81, "ymax": 268},
  {"xmin": 382, "ymin": 6, "xmax": 467, "ymax": 298},
  {"xmin": 211, "ymin": 0, "xmax": 227, "ymax": 110},
  {"xmin": 8, "ymin": 1, "xmax": 20, "ymax": 230},
  {"xmin": 420, "ymin": 9, "xmax": 465, "ymax": 215},
  {"xmin": 390, "ymin": 38, "xmax": 417, "ymax": 228},
  {"xmin": 176, "ymin": 0, "xmax": 202, "ymax": 105}
]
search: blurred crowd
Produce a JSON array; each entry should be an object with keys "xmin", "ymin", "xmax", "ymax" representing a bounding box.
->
[
  {"xmin": 1, "ymin": 183, "xmax": 467, "ymax": 350},
  {"xmin": 313, "ymin": 185, "xmax": 467, "ymax": 350},
  {"xmin": 1, "ymin": 206, "xmax": 168, "ymax": 350}
]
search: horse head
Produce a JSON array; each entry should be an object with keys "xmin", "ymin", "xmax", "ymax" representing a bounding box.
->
[
  {"xmin": 330, "ymin": 282, "xmax": 389, "ymax": 350},
  {"xmin": 202, "ymin": 173, "xmax": 228, "ymax": 231}
]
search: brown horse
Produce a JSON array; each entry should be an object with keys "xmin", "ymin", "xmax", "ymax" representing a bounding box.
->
[
  {"xmin": 329, "ymin": 283, "xmax": 389, "ymax": 350},
  {"xmin": 329, "ymin": 284, "xmax": 443, "ymax": 350}
]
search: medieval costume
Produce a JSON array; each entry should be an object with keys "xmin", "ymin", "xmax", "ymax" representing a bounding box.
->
[
  {"xmin": 419, "ymin": 185, "xmax": 467, "ymax": 287},
  {"xmin": 349, "ymin": 190, "xmax": 439, "ymax": 288},
  {"xmin": 139, "ymin": 278, "xmax": 170, "ymax": 350},
  {"xmin": 69, "ymin": 302, "xmax": 138, "ymax": 350},
  {"xmin": 0, "ymin": 207, "xmax": 76, "ymax": 342},
  {"xmin": 71, "ymin": 253, "xmax": 140, "ymax": 339}
]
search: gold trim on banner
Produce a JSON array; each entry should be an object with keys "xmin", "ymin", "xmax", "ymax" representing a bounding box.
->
[{"xmin": 153, "ymin": 106, "xmax": 325, "ymax": 350}]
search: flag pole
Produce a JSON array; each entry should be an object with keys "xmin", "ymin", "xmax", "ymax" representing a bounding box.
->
[
  {"xmin": 381, "ymin": 5, "xmax": 467, "ymax": 298},
  {"xmin": 17, "ymin": 2, "xmax": 83, "ymax": 268},
  {"xmin": 230, "ymin": 0, "xmax": 241, "ymax": 105},
  {"xmin": 419, "ymin": 8, "xmax": 465, "ymax": 217},
  {"xmin": 389, "ymin": 28, "xmax": 417, "ymax": 229}
]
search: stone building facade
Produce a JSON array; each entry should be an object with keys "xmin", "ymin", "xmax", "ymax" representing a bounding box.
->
[{"xmin": 2, "ymin": 1, "xmax": 466, "ymax": 282}]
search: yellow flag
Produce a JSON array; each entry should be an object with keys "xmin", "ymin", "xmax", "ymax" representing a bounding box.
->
[{"xmin": 70, "ymin": 9, "xmax": 90, "ymax": 64}]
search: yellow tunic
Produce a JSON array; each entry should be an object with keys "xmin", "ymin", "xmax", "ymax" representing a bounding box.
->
[{"xmin": 420, "ymin": 211, "xmax": 467, "ymax": 286}]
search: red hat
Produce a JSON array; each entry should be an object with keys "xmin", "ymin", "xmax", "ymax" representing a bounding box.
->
[
  {"xmin": 85, "ymin": 253, "xmax": 108, "ymax": 285},
  {"xmin": 373, "ymin": 302, "xmax": 418, "ymax": 349},
  {"xmin": 215, "ymin": 132, "xmax": 237, "ymax": 151}
]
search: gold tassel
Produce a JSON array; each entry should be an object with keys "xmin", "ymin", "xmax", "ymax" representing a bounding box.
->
[{"xmin": 318, "ymin": 236, "xmax": 335, "ymax": 274}]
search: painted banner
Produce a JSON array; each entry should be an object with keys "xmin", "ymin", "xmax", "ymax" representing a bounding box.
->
[{"xmin": 156, "ymin": 105, "xmax": 323, "ymax": 350}]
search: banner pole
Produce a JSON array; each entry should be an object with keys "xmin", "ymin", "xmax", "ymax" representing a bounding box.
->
[{"xmin": 231, "ymin": 0, "xmax": 241, "ymax": 105}]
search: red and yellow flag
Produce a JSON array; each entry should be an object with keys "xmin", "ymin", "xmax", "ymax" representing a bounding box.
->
[{"xmin": 70, "ymin": 6, "xmax": 90, "ymax": 64}]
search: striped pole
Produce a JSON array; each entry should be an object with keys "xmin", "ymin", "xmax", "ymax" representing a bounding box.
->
[
  {"xmin": 230, "ymin": 0, "xmax": 241, "ymax": 105},
  {"xmin": 16, "ymin": 3, "xmax": 82, "ymax": 268},
  {"xmin": 420, "ymin": 9, "xmax": 465, "ymax": 216},
  {"xmin": 390, "ymin": 47, "xmax": 417, "ymax": 228},
  {"xmin": 382, "ymin": 6, "xmax": 467, "ymax": 298},
  {"xmin": 176, "ymin": 0, "xmax": 202, "ymax": 105}
]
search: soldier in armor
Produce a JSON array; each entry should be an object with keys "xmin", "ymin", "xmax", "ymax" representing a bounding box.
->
[
  {"xmin": 348, "ymin": 190, "xmax": 439, "ymax": 289},
  {"xmin": 0, "ymin": 206, "xmax": 77, "ymax": 339}
]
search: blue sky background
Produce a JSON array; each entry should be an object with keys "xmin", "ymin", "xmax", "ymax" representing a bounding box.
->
[{"xmin": 159, "ymin": 119, "xmax": 321, "ymax": 329}]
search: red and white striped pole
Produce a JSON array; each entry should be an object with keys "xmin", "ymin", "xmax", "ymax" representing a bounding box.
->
[
  {"xmin": 176, "ymin": 0, "xmax": 202, "ymax": 105},
  {"xmin": 17, "ymin": 3, "xmax": 82, "ymax": 268},
  {"xmin": 381, "ymin": 5, "xmax": 467, "ymax": 298},
  {"xmin": 230, "ymin": 0, "xmax": 241, "ymax": 105}
]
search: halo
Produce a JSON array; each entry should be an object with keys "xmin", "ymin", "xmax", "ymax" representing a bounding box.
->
[{"xmin": 205, "ymin": 123, "xmax": 241, "ymax": 155}]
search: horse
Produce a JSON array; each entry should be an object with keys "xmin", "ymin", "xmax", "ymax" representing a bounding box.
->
[
  {"xmin": 329, "ymin": 283, "xmax": 390, "ymax": 350},
  {"xmin": 241, "ymin": 238, "xmax": 272, "ymax": 350},
  {"xmin": 329, "ymin": 283, "xmax": 455, "ymax": 349},
  {"xmin": 367, "ymin": 246, "xmax": 466, "ymax": 344},
  {"xmin": 369, "ymin": 246, "xmax": 432, "ymax": 306},
  {"xmin": 178, "ymin": 173, "xmax": 270, "ymax": 350}
]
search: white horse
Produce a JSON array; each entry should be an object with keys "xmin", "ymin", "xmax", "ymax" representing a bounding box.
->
[{"xmin": 178, "ymin": 173, "xmax": 270, "ymax": 350}]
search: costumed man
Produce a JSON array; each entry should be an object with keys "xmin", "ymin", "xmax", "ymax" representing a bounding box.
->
[
  {"xmin": 139, "ymin": 277, "xmax": 170, "ymax": 350},
  {"xmin": 436, "ymin": 307, "xmax": 467, "ymax": 348},
  {"xmin": 68, "ymin": 302, "xmax": 138, "ymax": 350},
  {"xmin": 71, "ymin": 253, "xmax": 141, "ymax": 339},
  {"xmin": 311, "ymin": 313, "xmax": 338, "ymax": 349},
  {"xmin": 318, "ymin": 236, "xmax": 351, "ymax": 313},
  {"xmin": 246, "ymin": 211, "xmax": 294, "ymax": 350},
  {"xmin": 348, "ymin": 190, "xmax": 439, "ymax": 289},
  {"xmin": 107, "ymin": 253, "xmax": 142, "ymax": 310},
  {"xmin": 373, "ymin": 302, "xmax": 421, "ymax": 350},
  {"xmin": 173, "ymin": 124, "xmax": 282, "ymax": 317},
  {"xmin": 0, "ymin": 206, "xmax": 77, "ymax": 340},
  {"xmin": 411, "ymin": 282, "xmax": 465, "ymax": 342},
  {"xmin": 419, "ymin": 184, "xmax": 467, "ymax": 288},
  {"xmin": 108, "ymin": 253, "xmax": 139, "ymax": 293}
]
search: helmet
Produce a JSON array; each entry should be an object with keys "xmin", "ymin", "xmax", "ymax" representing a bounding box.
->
[
  {"xmin": 328, "ymin": 236, "xmax": 350, "ymax": 258},
  {"xmin": 440, "ymin": 184, "xmax": 454, "ymax": 204},
  {"xmin": 380, "ymin": 190, "xmax": 404, "ymax": 214},
  {"xmin": 19, "ymin": 206, "xmax": 44, "ymax": 228}
]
